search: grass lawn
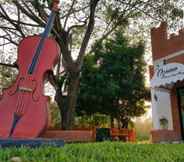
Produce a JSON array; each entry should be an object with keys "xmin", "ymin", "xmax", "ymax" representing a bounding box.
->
[{"xmin": 1, "ymin": 142, "xmax": 184, "ymax": 162}]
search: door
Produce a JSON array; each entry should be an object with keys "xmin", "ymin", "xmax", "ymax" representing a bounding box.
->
[{"xmin": 177, "ymin": 87, "xmax": 184, "ymax": 139}]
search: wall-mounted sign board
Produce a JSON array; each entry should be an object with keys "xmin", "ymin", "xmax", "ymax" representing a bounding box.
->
[{"xmin": 151, "ymin": 63, "xmax": 184, "ymax": 87}]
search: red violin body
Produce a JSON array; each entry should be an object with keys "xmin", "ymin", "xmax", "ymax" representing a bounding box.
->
[{"xmin": 0, "ymin": 36, "xmax": 60, "ymax": 138}]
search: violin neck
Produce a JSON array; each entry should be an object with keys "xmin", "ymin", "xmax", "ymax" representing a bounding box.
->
[
  {"xmin": 28, "ymin": 11, "xmax": 57, "ymax": 74},
  {"xmin": 42, "ymin": 11, "xmax": 56, "ymax": 38}
]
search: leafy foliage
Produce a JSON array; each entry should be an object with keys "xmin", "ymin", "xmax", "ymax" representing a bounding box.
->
[
  {"xmin": 135, "ymin": 117, "xmax": 152, "ymax": 141},
  {"xmin": 48, "ymin": 101, "xmax": 61, "ymax": 129},
  {"xmin": 77, "ymin": 30, "xmax": 147, "ymax": 127},
  {"xmin": 0, "ymin": 54, "xmax": 17, "ymax": 91},
  {"xmin": 0, "ymin": 66, "xmax": 17, "ymax": 90},
  {"xmin": 75, "ymin": 114, "xmax": 110, "ymax": 128}
]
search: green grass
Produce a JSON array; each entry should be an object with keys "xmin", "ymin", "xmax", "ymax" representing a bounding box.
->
[{"xmin": 1, "ymin": 142, "xmax": 184, "ymax": 162}]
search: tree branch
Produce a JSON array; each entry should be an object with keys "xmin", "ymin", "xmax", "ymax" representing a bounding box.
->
[
  {"xmin": 0, "ymin": 62, "xmax": 18, "ymax": 68},
  {"xmin": 117, "ymin": 0, "xmax": 161, "ymax": 21},
  {"xmin": 68, "ymin": 22, "xmax": 87, "ymax": 33},
  {"xmin": 64, "ymin": 0, "xmax": 76, "ymax": 29},
  {"xmin": 31, "ymin": 0, "xmax": 48, "ymax": 22},
  {"xmin": 13, "ymin": 0, "xmax": 45, "ymax": 26},
  {"xmin": 0, "ymin": 4, "xmax": 25, "ymax": 38},
  {"xmin": 76, "ymin": 0, "xmax": 100, "ymax": 70},
  {"xmin": 0, "ymin": 33, "xmax": 18, "ymax": 46},
  {"xmin": 21, "ymin": 0, "xmax": 41, "ymax": 22},
  {"xmin": 60, "ymin": 4, "xmax": 90, "ymax": 19}
]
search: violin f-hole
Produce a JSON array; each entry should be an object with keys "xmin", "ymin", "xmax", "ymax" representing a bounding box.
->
[{"xmin": 9, "ymin": 112, "xmax": 22, "ymax": 137}]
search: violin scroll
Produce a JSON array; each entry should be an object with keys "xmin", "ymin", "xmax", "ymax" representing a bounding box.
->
[{"xmin": 51, "ymin": 0, "xmax": 60, "ymax": 12}]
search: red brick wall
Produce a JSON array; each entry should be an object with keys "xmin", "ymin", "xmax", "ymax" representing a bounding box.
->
[
  {"xmin": 166, "ymin": 55, "xmax": 184, "ymax": 64},
  {"xmin": 151, "ymin": 129, "xmax": 180, "ymax": 143},
  {"xmin": 41, "ymin": 130, "xmax": 96, "ymax": 142},
  {"xmin": 170, "ymin": 88, "xmax": 182, "ymax": 139},
  {"xmin": 151, "ymin": 22, "xmax": 184, "ymax": 61}
]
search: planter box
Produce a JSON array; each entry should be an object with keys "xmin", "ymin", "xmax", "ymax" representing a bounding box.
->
[
  {"xmin": 41, "ymin": 130, "xmax": 95, "ymax": 143},
  {"xmin": 110, "ymin": 128, "xmax": 136, "ymax": 142}
]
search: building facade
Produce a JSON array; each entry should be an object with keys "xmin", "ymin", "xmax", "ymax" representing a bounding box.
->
[{"xmin": 150, "ymin": 22, "xmax": 184, "ymax": 143}]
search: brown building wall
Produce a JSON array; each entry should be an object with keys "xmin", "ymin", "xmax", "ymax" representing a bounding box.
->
[
  {"xmin": 170, "ymin": 88, "xmax": 182, "ymax": 138},
  {"xmin": 150, "ymin": 22, "xmax": 184, "ymax": 143},
  {"xmin": 151, "ymin": 22, "xmax": 184, "ymax": 61},
  {"xmin": 166, "ymin": 54, "xmax": 184, "ymax": 64}
]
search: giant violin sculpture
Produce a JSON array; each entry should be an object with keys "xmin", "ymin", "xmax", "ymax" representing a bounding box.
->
[{"xmin": 0, "ymin": 0, "xmax": 60, "ymax": 138}]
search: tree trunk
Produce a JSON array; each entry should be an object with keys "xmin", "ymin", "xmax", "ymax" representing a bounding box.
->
[
  {"xmin": 117, "ymin": 117, "xmax": 121, "ymax": 129},
  {"xmin": 53, "ymin": 0, "xmax": 99, "ymax": 130},
  {"xmin": 64, "ymin": 72, "xmax": 80, "ymax": 129},
  {"xmin": 110, "ymin": 116, "xmax": 114, "ymax": 128},
  {"xmin": 55, "ymin": 72, "xmax": 80, "ymax": 130},
  {"xmin": 121, "ymin": 117, "xmax": 129, "ymax": 129},
  {"xmin": 55, "ymin": 88, "xmax": 64, "ymax": 129}
]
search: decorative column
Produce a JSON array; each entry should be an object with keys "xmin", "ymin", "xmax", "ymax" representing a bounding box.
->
[{"xmin": 151, "ymin": 87, "xmax": 173, "ymax": 130}]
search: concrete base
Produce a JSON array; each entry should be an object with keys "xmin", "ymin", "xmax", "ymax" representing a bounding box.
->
[{"xmin": 0, "ymin": 138, "xmax": 64, "ymax": 148}]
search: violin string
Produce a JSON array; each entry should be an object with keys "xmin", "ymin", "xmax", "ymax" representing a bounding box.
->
[
  {"xmin": 18, "ymin": 94, "xmax": 24, "ymax": 115},
  {"xmin": 16, "ymin": 78, "xmax": 25, "ymax": 116},
  {"xmin": 20, "ymin": 93, "xmax": 27, "ymax": 115},
  {"xmin": 15, "ymin": 78, "xmax": 21, "ymax": 114},
  {"xmin": 16, "ymin": 92, "xmax": 21, "ymax": 115},
  {"xmin": 15, "ymin": 92, "xmax": 21, "ymax": 115},
  {"xmin": 16, "ymin": 91, "xmax": 24, "ymax": 116}
]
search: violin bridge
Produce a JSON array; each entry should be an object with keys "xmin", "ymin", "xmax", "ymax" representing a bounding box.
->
[{"xmin": 19, "ymin": 87, "xmax": 33, "ymax": 92}]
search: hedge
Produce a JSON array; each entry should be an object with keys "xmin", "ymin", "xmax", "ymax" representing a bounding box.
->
[{"xmin": 1, "ymin": 142, "xmax": 184, "ymax": 162}]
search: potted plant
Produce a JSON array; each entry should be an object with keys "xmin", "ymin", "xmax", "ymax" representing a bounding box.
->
[{"xmin": 159, "ymin": 117, "xmax": 168, "ymax": 129}]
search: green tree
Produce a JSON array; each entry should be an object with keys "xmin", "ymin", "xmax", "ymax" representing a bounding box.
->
[
  {"xmin": 77, "ymin": 31, "xmax": 147, "ymax": 128},
  {"xmin": 0, "ymin": 0, "xmax": 183, "ymax": 129}
]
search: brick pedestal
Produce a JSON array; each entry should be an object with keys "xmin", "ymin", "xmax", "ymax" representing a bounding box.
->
[{"xmin": 151, "ymin": 129, "xmax": 181, "ymax": 143}]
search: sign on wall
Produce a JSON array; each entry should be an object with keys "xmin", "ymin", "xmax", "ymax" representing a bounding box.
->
[{"xmin": 151, "ymin": 63, "xmax": 184, "ymax": 87}]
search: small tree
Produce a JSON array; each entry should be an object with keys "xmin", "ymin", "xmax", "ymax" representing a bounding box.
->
[{"xmin": 77, "ymin": 30, "xmax": 147, "ymax": 128}]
